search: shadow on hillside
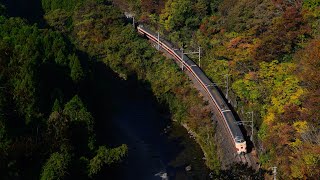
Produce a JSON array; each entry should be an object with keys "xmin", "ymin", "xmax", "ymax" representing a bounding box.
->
[{"xmin": 2, "ymin": 0, "xmax": 46, "ymax": 26}]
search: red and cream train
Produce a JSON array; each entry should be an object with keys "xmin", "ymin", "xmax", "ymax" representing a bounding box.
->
[{"xmin": 137, "ymin": 25, "xmax": 246, "ymax": 154}]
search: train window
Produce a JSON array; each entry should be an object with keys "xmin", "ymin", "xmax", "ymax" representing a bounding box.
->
[{"xmin": 235, "ymin": 137, "xmax": 245, "ymax": 143}]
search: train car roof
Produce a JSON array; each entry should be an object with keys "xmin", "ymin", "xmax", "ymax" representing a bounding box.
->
[
  {"xmin": 184, "ymin": 56, "xmax": 197, "ymax": 66},
  {"xmin": 224, "ymin": 110, "xmax": 244, "ymax": 139},
  {"xmin": 207, "ymin": 85, "xmax": 244, "ymax": 140},
  {"xmin": 191, "ymin": 66, "xmax": 212, "ymax": 85},
  {"xmin": 162, "ymin": 38, "xmax": 175, "ymax": 49},
  {"xmin": 206, "ymin": 86, "xmax": 228, "ymax": 110},
  {"xmin": 138, "ymin": 26, "xmax": 156, "ymax": 37},
  {"xmin": 139, "ymin": 26, "xmax": 177, "ymax": 49}
]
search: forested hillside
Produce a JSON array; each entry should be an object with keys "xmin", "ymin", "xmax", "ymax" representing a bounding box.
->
[
  {"xmin": 0, "ymin": 4, "xmax": 127, "ymax": 179},
  {"xmin": 42, "ymin": 0, "xmax": 223, "ymax": 172},
  {"xmin": 1, "ymin": 0, "xmax": 319, "ymax": 179},
  {"xmin": 0, "ymin": 0, "xmax": 222, "ymax": 179},
  {"xmin": 112, "ymin": 0, "xmax": 320, "ymax": 178}
]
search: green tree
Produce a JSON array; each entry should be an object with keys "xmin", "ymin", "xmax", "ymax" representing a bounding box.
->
[
  {"xmin": 54, "ymin": 49, "xmax": 67, "ymax": 65},
  {"xmin": 40, "ymin": 152, "xmax": 71, "ymax": 180},
  {"xmin": 160, "ymin": 0, "xmax": 193, "ymax": 31},
  {"xmin": 69, "ymin": 54, "xmax": 84, "ymax": 83},
  {"xmin": 52, "ymin": 99, "xmax": 62, "ymax": 112},
  {"xmin": 41, "ymin": 0, "xmax": 86, "ymax": 12},
  {"xmin": 210, "ymin": 0, "xmax": 223, "ymax": 14},
  {"xmin": 63, "ymin": 95, "xmax": 94, "ymax": 149},
  {"xmin": 47, "ymin": 111, "xmax": 69, "ymax": 146},
  {"xmin": 88, "ymin": 145, "xmax": 128, "ymax": 177},
  {"xmin": 63, "ymin": 95, "xmax": 92, "ymax": 124}
]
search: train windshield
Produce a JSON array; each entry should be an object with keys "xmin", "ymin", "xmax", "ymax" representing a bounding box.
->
[{"xmin": 235, "ymin": 136, "xmax": 245, "ymax": 143}]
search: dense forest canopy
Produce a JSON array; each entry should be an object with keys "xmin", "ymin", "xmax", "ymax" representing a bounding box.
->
[
  {"xmin": 0, "ymin": 2, "xmax": 127, "ymax": 179},
  {"xmin": 0, "ymin": 0, "xmax": 220, "ymax": 179},
  {"xmin": 0, "ymin": 0, "xmax": 319, "ymax": 179},
  {"xmin": 113, "ymin": 0, "xmax": 320, "ymax": 178}
]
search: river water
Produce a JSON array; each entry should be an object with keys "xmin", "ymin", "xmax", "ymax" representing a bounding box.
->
[{"xmin": 91, "ymin": 62, "xmax": 210, "ymax": 180}]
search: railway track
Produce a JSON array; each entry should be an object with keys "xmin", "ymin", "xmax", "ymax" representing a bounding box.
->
[{"xmin": 237, "ymin": 154, "xmax": 252, "ymax": 166}]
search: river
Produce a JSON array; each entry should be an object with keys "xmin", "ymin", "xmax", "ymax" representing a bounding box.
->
[{"xmin": 90, "ymin": 62, "xmax": 211, "ymax": 180}]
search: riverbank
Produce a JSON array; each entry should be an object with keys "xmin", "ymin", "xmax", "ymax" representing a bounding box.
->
[{"xmin": 89, "ymin": 62, "xmax": 211, "ymax": 179}]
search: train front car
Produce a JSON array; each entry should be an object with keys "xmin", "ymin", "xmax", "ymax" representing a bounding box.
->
[
  {"xmin": 137, "ymin": 25, "xmax": 144, "ymax": 34},
  {"xmin": 224, "ymin": 110, "xmax": 247, "ymax": 154},
  {"xmin": 235, "ymin": 136, "xmax": 246, "ymax": 154}
]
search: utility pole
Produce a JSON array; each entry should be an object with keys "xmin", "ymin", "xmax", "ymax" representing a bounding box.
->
[
  {"xmin": 157, "ymin": 32, "xmax": 160, "ymax": 50},
  {"xmin": 236, "ymin": 111, "xmax": 254, "ymax": 141},
  {"xmin": 272, "ymin": 167, "xmax": 277, "ymax": 180},
  {"xmin": 181, "ymin": 48, "xmax": 184, "ymax": 70},
  {"xmin": 198, "ymin": 46, "xmax": 201, "ymax": 68},
  {"xmin": 183, "ymin": 46, "xmax": 201, "ymax": 67},
  {"xmin": 246, "ymin": 111, "xmax": 254, "ymax": 141},
  {"xmin": 225, "ymin": 74, "xmax": 229, "ymax": 100},
  {"xmin": 132, "ymin": 16, "xmax": 135, "ymax": 27}
]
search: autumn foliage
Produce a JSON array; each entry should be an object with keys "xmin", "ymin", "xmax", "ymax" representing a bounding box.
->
[{"xmin": 121, "ymin": 0, "xmax": 320, "ymax": 178}]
